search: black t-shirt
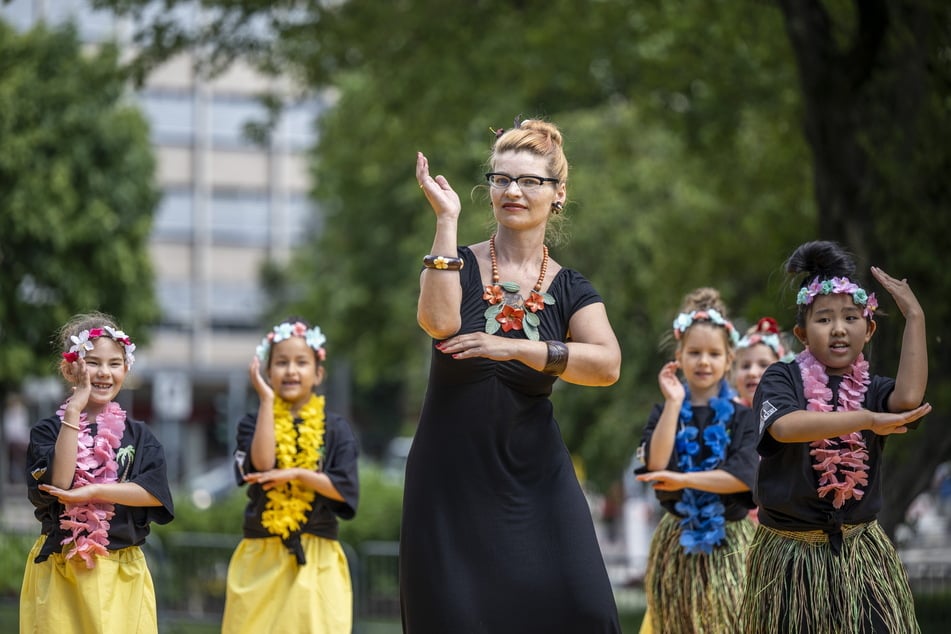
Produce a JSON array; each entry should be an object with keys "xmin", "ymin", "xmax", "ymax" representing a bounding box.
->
[
  {"xmin": 233, "ymin": 410, "xmax": 359, "ymax": 540},
  {"xmin": 754, "ymin": 361, "xmax": 896, "ymax": 532},
  {"xmin": 27, "ymin": 415, "xmax": 175, "ymax": 563},
  {"xmin": 636, "ymin": 402, "xmax": 757, "ymax": 521}
]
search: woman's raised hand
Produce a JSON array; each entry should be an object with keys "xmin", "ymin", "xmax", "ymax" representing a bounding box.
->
[{"xmin": 417, "ymin": 152, "xmax": 462, "ymax": 221}]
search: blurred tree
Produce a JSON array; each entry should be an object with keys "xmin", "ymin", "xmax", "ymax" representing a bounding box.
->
[
  {"xmin": 775, "ymin": 0, "xmax": 951, "ymax": 534},
  {"xmin": 0, "ymin": 20, "xmax": 160, "ymax": 496},
  {"xmin": 101, "ymin": 0, "xmax": 949, "ymax": 535}
]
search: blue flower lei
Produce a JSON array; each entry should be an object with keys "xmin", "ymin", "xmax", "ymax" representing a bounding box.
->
[{"xmin": 673, "ymin": 380, "xmax": 735, "ymax": 555}]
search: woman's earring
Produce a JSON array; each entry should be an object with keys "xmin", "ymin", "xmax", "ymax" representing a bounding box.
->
[{"xmin": 551, "ymin": 201, "xmax": 563, "ymax": 214}]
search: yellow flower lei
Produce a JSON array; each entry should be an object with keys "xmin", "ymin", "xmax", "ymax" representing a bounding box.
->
[{"xmin": 260, "ymin": 394, "xmax": 326, "ymax": 539}]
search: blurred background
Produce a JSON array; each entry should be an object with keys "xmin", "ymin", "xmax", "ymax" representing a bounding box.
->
[{"xmin": 1, "ymin": 0, "xmax": 949, "ymax": 631}]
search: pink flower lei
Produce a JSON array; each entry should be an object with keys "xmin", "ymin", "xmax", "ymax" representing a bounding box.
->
[
  {"xmin": 55, "ymin": 400, "xmax": 127, "ymax": 568},
  {"xmin": 798, "ymin": 350, "xmax": 871, "ymax": 509}
]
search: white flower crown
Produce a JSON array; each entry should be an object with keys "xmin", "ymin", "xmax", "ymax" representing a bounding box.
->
[
  {"xmin": 672, "ymin": 309, "xmax": 741, "ymax": 346},
  {"xmin": 255, "ymin": 321, "xmax": 327, "ymax": 362}
]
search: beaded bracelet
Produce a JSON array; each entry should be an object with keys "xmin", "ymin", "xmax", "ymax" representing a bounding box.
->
[
  {"xmin": 60, "ymin": 418, "xmax": 80, "ymax": 431},
  {"xmin": 423, "ymin": 255, "xmax": 465, "ymax": 271},
  {"xmin": 542, "ymin": 341, "xmax": 569, "ymax": 376}
]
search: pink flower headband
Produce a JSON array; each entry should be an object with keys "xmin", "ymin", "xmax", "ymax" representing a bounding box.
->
[
  {"xmin": 62, "ymin": 326, "xmax": 136, "ymax": 367},
  {"xmin": 796, "ymin": 276, "xmax": 878, "ymax": 318},
  {"xmin": 256, "ymin": 321, "xmax": 327, "ymax": 362},
  {"xmin": 672, "ymin": 309, "xmax": 740, "ymax": 346}
]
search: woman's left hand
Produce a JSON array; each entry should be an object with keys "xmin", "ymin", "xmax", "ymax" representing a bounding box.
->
[{"xmin": 435, "ymin": 332, "xmax": 520, "ymax": 362}]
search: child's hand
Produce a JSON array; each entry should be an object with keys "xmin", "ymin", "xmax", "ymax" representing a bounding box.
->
[
  {"xmin": 868, "ymin": 402, "xmax": 932, "ymax": 436},
  {"xmin": 248, "ymin": 357, "xmax": 274, "ymax": 401},
  {"xmin": 871, "ymin": 266, "xmax": 924, "ymax": 319},
  {"xmin": 244, "ymin": 468, "xmax": 300, "ymax": 491},
  {"xmin": 658, "ymin": 361, "xmax": 685, "ymax": 404},
  {"xmin": 64, "ymin": 358, "xmax": 92, "ymax": 411},
  {"xmin": 38, "ymin": 483, "xmax": 101, "ymax": 504},
  {"xmin": 636, "ymin": 470, "xmax": 688, "ymax": 491}
]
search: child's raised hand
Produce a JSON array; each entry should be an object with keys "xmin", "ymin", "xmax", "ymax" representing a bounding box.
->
[
  {"xmin": 867, "ymin": 402, "xmax": 932, "ymax": 436},
  {"xmin": 658, "ymin": 361, "xmax": 685, "ymax": 404},
  {"xmin": 871, "ymin": 266, "xmax": 923, "ymax": 319},
  {"xmin": 248, "ymin": 356, "xmax": 274, "ymax": 401},
  {"xmin": 65, "ymin": 358, "xmax": 92, "ymax": 411}
]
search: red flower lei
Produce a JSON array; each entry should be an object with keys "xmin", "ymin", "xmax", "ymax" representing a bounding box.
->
[
  {"xmin": 55, "ymin": 400, "xmax": 126, "ymax": 568},
  {"xmin": 798, "ymin": 350, "xmax": 871, "ymax": 509}
]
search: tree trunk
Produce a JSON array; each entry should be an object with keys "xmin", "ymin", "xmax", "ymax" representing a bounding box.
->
[{"xmin": 778, "ymin": 0, "xmax": 949, "ymax": 538}]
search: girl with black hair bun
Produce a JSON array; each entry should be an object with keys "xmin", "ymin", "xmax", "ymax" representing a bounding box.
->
[{"xmin": 739, "ymin": 240, "xmax": 930, "ymax": 633}]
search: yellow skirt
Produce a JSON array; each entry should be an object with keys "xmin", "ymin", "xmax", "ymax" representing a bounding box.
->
[
  {"xmin": 19, "ymin": 535, "xmax": 158, "ymax": 634},
  {"xmin": 222, "ymin": 534, "xmax": 352, "ymax": 634}
]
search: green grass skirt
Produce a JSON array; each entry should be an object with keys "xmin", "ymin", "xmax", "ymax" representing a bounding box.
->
[
  {"xmin": 643, "ymin": 512, "xmax": 755, "ymax": 634},
  {"xmin": 738, "ymin": 521, "xmax": 919, "ymax": 633}
]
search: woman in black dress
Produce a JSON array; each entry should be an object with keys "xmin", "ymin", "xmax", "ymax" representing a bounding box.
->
[{"xmin": 400, "ymin": 118, "xmax": 622, "ymax": 633}]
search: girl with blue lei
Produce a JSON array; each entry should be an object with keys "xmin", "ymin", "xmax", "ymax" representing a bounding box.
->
[{"xmin": 635, "ymin": 288, "xmax": 758, "ymax": 634}]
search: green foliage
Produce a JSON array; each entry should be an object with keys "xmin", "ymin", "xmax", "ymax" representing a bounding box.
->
[
  {"xmin": 0, "ymin": 21, "xmax": 159, "ymax": 392},
  {"xmin": 154, "ymin": 462, "xmax": 402, "ymax": 546},
  {"xmin": 339, "ymin": 462, "xmax": 403, "ymax": 545},
  {"xmin": 102, "ymin": 0, "xmax": 950, "ymax": 506},
  {"xmin": 0, "ymin": 532, "xmax": 33, "ymax": 598}
]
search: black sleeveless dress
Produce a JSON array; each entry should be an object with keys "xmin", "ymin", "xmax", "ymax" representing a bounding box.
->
[{"xmin": 399, "ymin": 246, "xmax": 620, "ymax": 634}]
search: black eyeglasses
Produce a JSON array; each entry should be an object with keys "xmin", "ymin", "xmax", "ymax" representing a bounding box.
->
[{"xmin": 485, "ymin": 172, "xmax": 559, "ymax": 191}]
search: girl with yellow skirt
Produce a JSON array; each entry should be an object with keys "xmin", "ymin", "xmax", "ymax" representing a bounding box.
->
[
  {"xmin": 222, "ymin": 319, "xmax": 360, "ymax": 634},
  {"xmin": 20, "ymin": 312, "xmax": 175, "ymax": 634}
]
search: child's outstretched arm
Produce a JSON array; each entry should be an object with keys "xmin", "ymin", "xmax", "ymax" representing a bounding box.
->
[
  {"xmin": 39, "ymin": 482, "xmax": 163, "ymax": 507},
  {"xmin": 871, "ymin": 267, "xmax": 928, "ymax": 411},
  {"xmin": 769, "ymin": 403, "xmax": 932, "ymax": 442}
]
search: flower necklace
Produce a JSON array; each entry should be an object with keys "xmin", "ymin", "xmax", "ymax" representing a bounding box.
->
[
  {"xmin": 261, "ymin": 394, "xmax": 326, "ymax": 540},
  {"xmin": 55, "ymin": 400, "xmax": 127, "ymax": 568},
  {"xmin": 482, "ymin": 234, "xmax": 555, "ymax": 341},
  {"xmin": 673, "ymin": 380, "xmax": 735, "ymax": 555},
  {"xmin": 798, "ymin": 349, "xmax": 870, "ymax": 509}
]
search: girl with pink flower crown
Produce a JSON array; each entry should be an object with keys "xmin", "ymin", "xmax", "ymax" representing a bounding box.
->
[
  {"xmin": 635, "ymin": 287, "xmax": 759, "ymax": 634},
  {"xmin": 21, "ymin": 312, "xmax": 174, "ymax": 634},
  {"xmin": 739, "ymin": 240, "xmax": 931, "ymax": 633}
]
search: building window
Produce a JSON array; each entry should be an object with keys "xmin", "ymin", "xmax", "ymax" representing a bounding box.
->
[
  {"xmin": 154, "ymin": 189, "xmax": 193, "ymax": 239},
  {"xmin": 140, "ymin": 92, "xmax": 195, "ymax": 144},
  {"xmin": 210, "ymin": 191, "xmax": 269, "ymax": 245}
]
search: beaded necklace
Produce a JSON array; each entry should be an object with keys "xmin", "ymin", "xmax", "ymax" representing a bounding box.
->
[
  {"xmin": 55, "ymin": 399, "xmax": 127, "ymax": 568},
  {"xmin": 798, "ymin": 349, "xmax": 870, "ymax": 509},
  {"xmin": 482, "ymin": 234, "xmax": 555, "ymax": 341},
  {"xmin": 673, "ymin": 380, "xmax": 735, "ymax": 555},
  {"xmin": 260, "ymin": 394, "xmax": 326, "ymax": 539}
]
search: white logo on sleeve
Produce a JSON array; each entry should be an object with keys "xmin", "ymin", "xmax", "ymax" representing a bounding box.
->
[{"xmin": 759, "ymin": 400, "xmax": 778, "ymax": 434}]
